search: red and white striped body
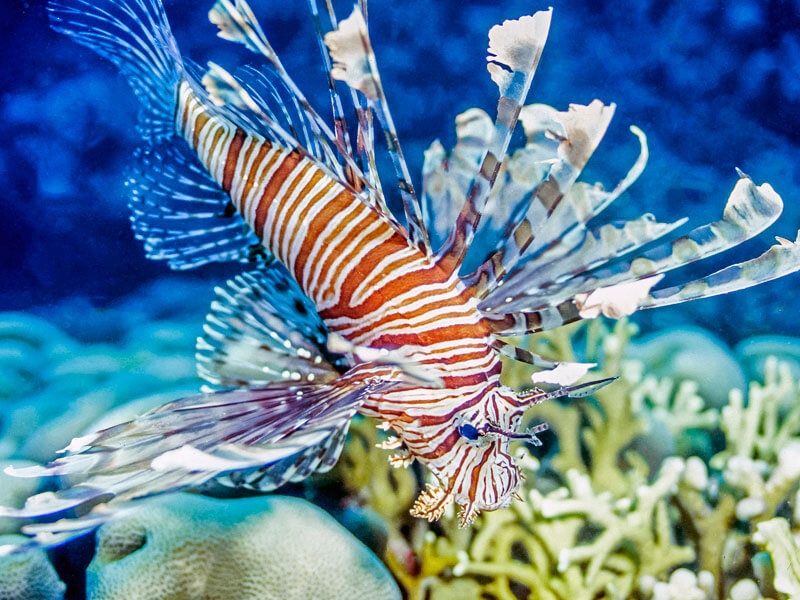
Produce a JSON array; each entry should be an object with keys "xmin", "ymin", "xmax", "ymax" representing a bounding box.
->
[{"xmin": 177, "ymin": 80, "xmax": 522, "ymax": 518}]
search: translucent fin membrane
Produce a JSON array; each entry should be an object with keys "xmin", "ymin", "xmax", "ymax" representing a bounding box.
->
[
  {"xmin": 48, "ymin": 0, "xmax": 181, "ymax": 140},
  {"xmin": 197, "ymin": 267, "xmax": 344, "ymax": 387},
  {"xmin": 128, "ymin": 141, "xmax": 267, "ymax": 269},
  {"xmin": 0, "ymin": 375, "xmax": 395, "ymax": 552}
]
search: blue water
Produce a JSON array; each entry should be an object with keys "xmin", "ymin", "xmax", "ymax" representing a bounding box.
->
[{"xmin": 3, "ymin": 0, "xmax": 800, "ymax": 342}]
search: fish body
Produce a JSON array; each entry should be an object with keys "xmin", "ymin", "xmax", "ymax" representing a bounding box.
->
[
  {"xmin": 3, "ymin": 0, "xmax": 800, "ymax": 550},
  {"xmin": 177, "ymin": 77, "xmax": 514, "ymax": 517}
]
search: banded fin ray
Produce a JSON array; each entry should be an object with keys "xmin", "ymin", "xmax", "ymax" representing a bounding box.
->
[
  {"xmin": 487, "ymin": 173, "xmax": 784, "ymax": 314},
  {"xmin": 206, "ymin": 0, "xmax": 406, "ymax": 231},
  {"xmin": 512, "ymin": 124, "xmax": 650, "ymax": 270},
  {"xmin": 436, "ymin": 10, "xmax": 553, "ymax": 270},
  {"xmin": 47, "ymin": 0, "xmax": 181, "ymax": 141},
  {"xmin": 305, "ymin": 0, "xmax": 358, "ymax": 169},
  {"xmin": 197, "ymin": 60, "xmax": 344, "ymax": 183},
  {"xmin": 0, "ymin": 375, "xmax": 397, "ymax": 550},
  {"xmin": 491, "ymin": 212, "xmax": 687, "ymax": 302},
  {"xmin": 307, "ymin": 0, "xmax": 381, "ymax": 204},
  {"xmin": 485, "ymin": 230, "xmax": 800, "ymax": 336},
  {"xmin": 641, "ymin": 232, "xmax": 800, "ymax": 308},
  {"xmin": 422, "ymin": 108, "xmax": 517, "ymax": 253},
  {"xmin": 484, "ymin": 300, "xmax": 580, "ymax": 336},
  {"xmin": 128, "ymin": 140, "xmax": 268, "ymax": 269},
  {"xmin": 463, "ymin": 101, "xmax": 619, "ymax": 294},
  {"xmin": 485, "ymin": 276, "xmax": 663, "ymax": 336},
  {"xmin": 324, "ymin": 7, "xmax": 430, "ymax": 254},
  {"xmin": 197, "ymin": 267, "xmax": 346, "ymax": 388}
]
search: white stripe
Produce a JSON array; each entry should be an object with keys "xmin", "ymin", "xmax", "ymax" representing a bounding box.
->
[
  {"xmin": 303, "ymin": 202, "xmax": 367, "ymax": 293},
  {"xmin": 316, "ymin": 225, "xmax": 394, "ymax": 309},
  {"xmin": 272, "ymin": 163, "xmax": 321, "ymax": 260},
  {"xmin": 244, "ymin": 147, "xmax": 284, "ymax": 228},
  {"xmin": 234, "ymin": 140, "xmax": 271, "ymax": 212},
  {"xmin": 260, "ymin": 157, "xmax": 311, "ymax": 253},
  {"xmin": 211, "ymin": 125, "xmax": 234, "ymax": 183},
  {"xmin": 286, "ymin": 177, "xmax": 344, "ymax": 271},
  {"xmin": 196, "ymin": 117, "xmax": 218, "ymax": 164},
  {"xmin": 324, "ymin": 280, "xmax": 471, "ymax": 335},
  {"xmin": 230, "ymin": 136, "xmax": 255, "ymax": 201},
  {"xmin": 283, "ymin": 177, "xmax": 337, "ymax": 270},
  {"xmin": 349, "ymin": 247, "xmax": 422, "ymax": 307}
]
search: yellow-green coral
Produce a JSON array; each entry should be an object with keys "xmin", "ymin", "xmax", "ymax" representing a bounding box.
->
[{"xmin": 336, "ymin": 320, "xmax": 800, "ymax": 600}]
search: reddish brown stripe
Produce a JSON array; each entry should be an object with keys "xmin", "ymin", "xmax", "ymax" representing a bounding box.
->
[
  {"xmin": 239, "ymin": 143, "xmax": 273, "ymax": 212},
  {"xmin": 332, "ymin": 254, "xmax": 456, "ymax": 319},
  {"xmin": 284, "ymin": 177, "xmax": 336, "ymax": 260},
  {"xmin": 206, "ymin": 126, "xmax": 226, "ymax": 163},
  {"xmin": 267, "ymin": 161, "xmax": 313, "ymax": 247},
  {"xmin": 466, "ymin": 447, "xmax": 493, "ymax": 502},
  {"xmin": 180, "ymin": 94, "xmax": 190, "ymax": 134},
  {"xmin": 254, "ymin": 151, "xmax": 303, "ymax": 238},
  {"xmin": 311, "ymin": 216, "xmax": 395, "ymax": 302},
  {"xmin": 278, "ymin": 169, "xmax": 327, "ymax": 259},
  {"xmin": 292, "ymin": 190, "xmax": 359, "ymax": 284},
  {"xmin": 422, "ymin": 430, "xmax": 460, "ymax": 460},
  {"xmin": 192, "ymin": 112, "xmax": 210, "ymax": 150},
  {"xmin": 310, "ymin": 208, "xmax": 368, "ymax": 283},
  {"xmin": 222, "ymin": 128, "xmax": 246, "ymax": 193}
]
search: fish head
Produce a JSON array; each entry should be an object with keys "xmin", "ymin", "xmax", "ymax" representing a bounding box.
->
[{"xmin": 409, "ymin": 385, "xmax": 531, "ymax": 526}]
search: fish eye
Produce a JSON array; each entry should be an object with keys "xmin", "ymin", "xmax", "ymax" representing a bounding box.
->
[{"xmin": 458, "ymin": 423, "xmax": 481, "ymax": 441}]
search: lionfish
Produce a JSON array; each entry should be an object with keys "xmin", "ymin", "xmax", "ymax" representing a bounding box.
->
[{"xmin": 3, "ymin": 0, "xmax": 800, "ymax": 550}]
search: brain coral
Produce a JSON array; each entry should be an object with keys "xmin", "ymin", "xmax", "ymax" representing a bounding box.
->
[
  {"xmin": 86, "ymin": 494, "xmax": 401, "ymax": 600},
  {"xmin": 0, "ymin": 535, "xmax": 65, "ymax": 600}
]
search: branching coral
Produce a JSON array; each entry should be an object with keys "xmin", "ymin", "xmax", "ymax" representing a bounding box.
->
[{"xmin": 339, "ymin": 320, "xmax": 800, "ymax": 600}]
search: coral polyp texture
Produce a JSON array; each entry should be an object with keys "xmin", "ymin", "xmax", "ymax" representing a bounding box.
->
[
  {"xmin": 0, "ymin": 535, "xmax": 65, "ymax": 600},
  {"xmin": 350, "ymin": 321, "xmax": 800, "ymax": 600},
  {"xmin": 86, "ymin": 495, "xmax": 400, "ymax": 600}
]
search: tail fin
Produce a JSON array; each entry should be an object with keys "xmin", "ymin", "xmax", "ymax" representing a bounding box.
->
[{"xmin": 48, "ymin": 0, "xmax": 182, "ymax": 139}]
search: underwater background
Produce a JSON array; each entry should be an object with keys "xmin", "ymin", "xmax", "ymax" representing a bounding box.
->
[{"xmin": 3, "ymin": 0, "xmax": 800, "ymax": 599}]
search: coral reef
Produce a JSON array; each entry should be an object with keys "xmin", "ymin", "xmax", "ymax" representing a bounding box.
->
[
  {"xmin": 626, "ymin": 327, "xmax": 746, "ymax": 409},
  {"xmin": 0, "ymin": 460, "xmax": 41, "ymax": 535},
  {"xmin": 86, "ymin": 494, "xmax": 400, "ymax": 600},
  {"xmin": 0, "ymin": 534, "xmax": 65, "ymax": 600},
  {"xmin": 334, "ymin": 319, "xmax": 800, "ymax": 600},
  {"xmin": 7, "ymin": 287, "xmax": 800, "ymax": 599}
]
